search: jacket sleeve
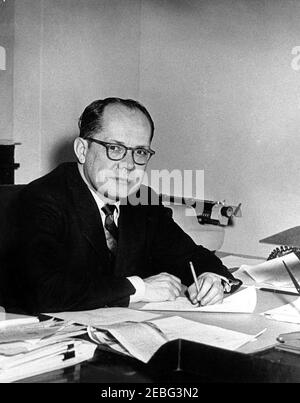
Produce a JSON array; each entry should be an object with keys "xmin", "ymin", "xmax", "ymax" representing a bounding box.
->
[
  {"xmin": 149, "ymin": 205, "xmax": 239, "ymax": 288},
  {"xmin": 18, "ymin": 189, "xmax": 135, "ymax": 314}
]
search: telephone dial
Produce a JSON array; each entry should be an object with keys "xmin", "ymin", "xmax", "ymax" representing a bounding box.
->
[{"xmin": 267, "ymin": 245, "xmax": 300, "ymax": 261}]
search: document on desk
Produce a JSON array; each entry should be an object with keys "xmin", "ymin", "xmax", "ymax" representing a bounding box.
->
[
  {"xmin": 48, "ymin": 307, "xmax": 160, "ymax": 328},
  {"xmin": 89, "ymin": 315, "xmax": 262, "ymax": 363},
  {"xmin": 0, "ymin": 319, "xmax": 87, "ymax": 355},
  {"xmin": 238, "ymin": 252, "xmax": 300, "ymax": 290},
  {"xmin": 0, "ymin": 339, "xmax": 96, "ymax": 383},
  {"xmin": 140, "ymin": 287, "xmax": 257, "ymax": 313},
  {"xmin": 263, "ymin": 297, "xmax": 300, "ymax": 324},
  {"xmin": 0, "ymin": 318, "xmax": 96, "ymax": 383}
]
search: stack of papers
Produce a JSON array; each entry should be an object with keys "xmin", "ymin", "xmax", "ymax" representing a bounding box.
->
[{"xmin": 0, "ymin": 317, "xmax": 96, "ymax": 383}]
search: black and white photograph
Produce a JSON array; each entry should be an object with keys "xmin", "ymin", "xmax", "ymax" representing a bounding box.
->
[{"xmin": 1, "ymin": 0, "xmax": 300, "ymax": 386}]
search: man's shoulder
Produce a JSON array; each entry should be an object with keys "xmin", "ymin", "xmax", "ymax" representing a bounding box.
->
[{"xmin": 20, "ymin": 162, "xmax": 77, "ymax": 202}]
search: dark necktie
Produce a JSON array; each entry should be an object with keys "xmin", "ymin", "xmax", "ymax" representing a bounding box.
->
[{"xmin": 101, "ymin": 204, "xmax": 118, "ymax": 255}]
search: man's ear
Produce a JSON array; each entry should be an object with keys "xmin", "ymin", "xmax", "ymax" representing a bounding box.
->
[{"xmin": 74, "ymin": 137, "xmax": 88, "ymax": 164}]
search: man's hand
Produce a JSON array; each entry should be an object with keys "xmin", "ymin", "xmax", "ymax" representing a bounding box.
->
[
  {"xmin": 188, "ymin": 272, "xmax": 224, "ymax": 306},
  {"xmin": 142, "ymin": 272, "xmax": 183, "ymax": 302}
]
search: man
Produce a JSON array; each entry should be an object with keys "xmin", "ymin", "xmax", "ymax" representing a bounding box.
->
[{"xmin": 17, "ymin": 97, "xmax": 241, "ymax": 314}]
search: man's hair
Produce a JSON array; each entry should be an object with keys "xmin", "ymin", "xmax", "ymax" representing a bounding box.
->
[{"xmin": 78, "ymin": 97, "xmax": 155, "ymax": 140}]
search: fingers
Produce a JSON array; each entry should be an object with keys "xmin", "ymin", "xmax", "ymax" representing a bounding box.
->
[
  {"xmin": 162, "ymin": 286, "xmax": 179, "ymax": 300},
  {"xmin": 204, "ymin": 292, "xmax": 223, "ymax": 305},
  {"xmin": 148, "ymin": 273, "xmax": 182, "ymax": 294},
  {"xmin": 180, "ymin": 284, "xmax": 188, "ymax": 297},
  {"xmin": 189, "ymin": 274, "xmax": 224, "ymax": 306},
  {"xmin": 159, "ymin": 272, "xmax": 182, "ymax": 287},
  {"xmin": 143, "ymin": 272, "xmax": 183, "ymax": 302}
]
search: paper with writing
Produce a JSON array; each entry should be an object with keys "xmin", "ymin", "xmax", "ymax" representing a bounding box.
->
[
  {"xmin": 89, "ymin": 315, "xmax": 261, "ymax": 363},
  {"xmin": 151, "ymin": 316, "xmax": 260, "ymax": 350},
  {"xmin": 240, "ymin": 252, "xmax": 300, "ymax": 289},
  {"xmin": 141, "ymin": 287, "xmax": 257, "ymax": 313}
]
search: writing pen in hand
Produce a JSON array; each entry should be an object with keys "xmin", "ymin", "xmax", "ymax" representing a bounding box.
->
[{"xmin": 189, "ymin": 261, "xmax": 201, "ymax": 305}]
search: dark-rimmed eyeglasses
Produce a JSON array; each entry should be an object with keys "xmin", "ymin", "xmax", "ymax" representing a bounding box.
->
[{"xmin": 86, "ymin": 138, "xmax": 155, "ymax": 166}]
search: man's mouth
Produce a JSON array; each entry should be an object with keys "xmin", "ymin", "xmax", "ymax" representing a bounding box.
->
[{"xmin": 115, "ymin": 177, "xmax": 130, "ymax": 183}]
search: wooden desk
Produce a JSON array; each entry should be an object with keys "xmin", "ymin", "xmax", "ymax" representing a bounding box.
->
[
  {"xmin": 12, "ymin": 289, "xmax": 300, "ymax": 383},
  {"xmin": 8, "ymin": 254, "xmax": 300, "ymax": 383}
]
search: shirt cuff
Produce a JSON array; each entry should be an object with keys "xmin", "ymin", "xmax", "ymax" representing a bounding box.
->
[{"xmin": 127, "ymin": 276, "xmax": 146, "ymax": 303}]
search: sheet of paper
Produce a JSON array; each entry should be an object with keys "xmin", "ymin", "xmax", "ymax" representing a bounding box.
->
[
  {"xmin": 263, "ymin": 297, "xmax": 300, "ymax": 324},
  {"xmin": 0, "ymin": 316, "xmax": 39, "ymax": 329},
  {"xmin": 241, "ymin": 252, "xmax": 300, "ymax": 288},
  {"xmin": 99, "ymin": 321, "xmax": 167, "ymax": 363},
  {"xmin": 0, "ymin": 339, "xmax": 77, "ymax": 368},
  {"xmin": 233, "ymin": 269, "xmax": 299, "ymax": 294},
  {"xmin": 141, "ymin": 287, "xmax": 257, "ymax": 313},
  {"xmin": 221, "ymin": 255, "xmax": 265, "ymax": 269},
  {"xmin": 90, "ymin": 315, "xmax": 260, "ymax": 363},
  {"xmin": 0, "ymin": 318, "xmax": 86, "ymax": 342},
  {"xmin": 150, "ymin": 316, "xmax": 259, "ymax": 351},
  {"xmin": 47, "ymin": 307, "xmax": 160, "ymax": 328}
]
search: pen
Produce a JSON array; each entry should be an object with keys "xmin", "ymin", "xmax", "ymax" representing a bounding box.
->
[
  {"xmin": 282, "ymin": 260, "xmax": 300, "ymax": 295},
  {"xmin": 189, "ymin": 261, "xmax": 200, "ymax": 293},
  {"xmin": 259, "ymin": 288, "xmax": 299, "ymax": 296}
]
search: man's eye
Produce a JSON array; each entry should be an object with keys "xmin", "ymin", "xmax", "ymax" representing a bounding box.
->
[
  {"xmin": 135, "ymin": 148, "xmax": 148, "ymax": 156},
  {"xmin": 109, "ymin": 145, "xmax": 123, "ymax": 153}
]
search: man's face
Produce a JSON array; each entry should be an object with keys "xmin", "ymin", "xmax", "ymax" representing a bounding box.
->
[{"xmin": 82, "ymin": 105, "xmax": 152, "ymax": 201}]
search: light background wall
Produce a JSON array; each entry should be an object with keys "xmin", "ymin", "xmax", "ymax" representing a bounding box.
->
[
  {"xmin": 13, "ymin": 0, "xmax": 142, "ymax": 181},
  {"xmin": 0, "ymin": 0, "xmax": 14, "ymax": 139},
  {"xmin": 138, "ymin": 0, "xmax": 300, "ymax": 257},
  {"xmin": 1, "ymin": 0, "xmax": 300, "ymax": 256}
]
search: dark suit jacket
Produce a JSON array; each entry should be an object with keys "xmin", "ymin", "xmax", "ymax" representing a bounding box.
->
[{"xmin": 16, "ymin": 162, "xmax": 236, "ymax": 314}]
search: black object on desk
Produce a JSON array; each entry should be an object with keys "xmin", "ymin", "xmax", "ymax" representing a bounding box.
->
[{"xmin": 147, "ymin": 340, "xmax": 300, "ymax": 383}]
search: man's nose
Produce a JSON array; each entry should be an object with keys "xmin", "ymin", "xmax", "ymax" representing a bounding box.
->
[{"xmin": 119, "ymin": 150, "xmax": 135, "ymax": 170}]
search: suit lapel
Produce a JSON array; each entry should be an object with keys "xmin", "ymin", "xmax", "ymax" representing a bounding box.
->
[{"xmin": 66, "ymin": 164, "xmax": 110, "ymax": 266}]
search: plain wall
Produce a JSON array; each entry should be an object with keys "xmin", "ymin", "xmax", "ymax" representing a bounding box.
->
[
  {"xmin": 13, "ymin": 0, "xmax": 142, "ymax": 182},
  {"xmin": 5, "ymin": 0, "xmax": 300, "ymax": 256},
  {"xmin": 138, "ymin": 0, "xmax": 300, "ymax": 256}
]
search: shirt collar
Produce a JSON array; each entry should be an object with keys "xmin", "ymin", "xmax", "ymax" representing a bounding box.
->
[{"xmin": 77, "ymin": 163, "xmax": 120, "ymax": 214}]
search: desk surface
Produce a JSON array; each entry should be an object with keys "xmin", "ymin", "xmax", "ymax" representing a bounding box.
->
[{"xmin": 6, "ymin": 253, "xmax": 300, "ymax": 383}]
